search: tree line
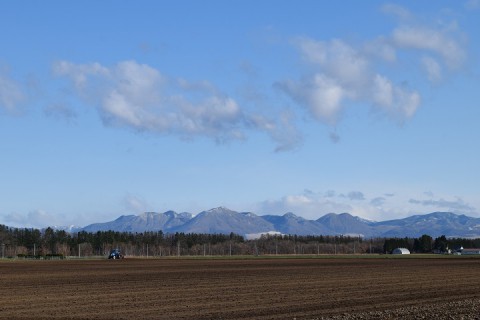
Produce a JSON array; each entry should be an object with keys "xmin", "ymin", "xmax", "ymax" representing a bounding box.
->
[
  {"xmin": 383, "ymin": 234, "xmax": 480, "ymax": 253},
  {"xmin": 1, "ymin": 224, "xmax": 478, "ymax": 258}
]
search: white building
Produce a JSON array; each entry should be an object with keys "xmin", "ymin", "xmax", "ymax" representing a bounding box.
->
[
  {"xmin": 392, "ymin": 248, "xmax": 410, "ymax": 254},
  {"xmin": 461, "ymin": 248, "xmax": 480, "ymax": 255}
]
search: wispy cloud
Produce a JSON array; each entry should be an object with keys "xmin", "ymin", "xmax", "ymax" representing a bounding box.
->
[
  {"xmin": 421, "ymin": 56, "xmax": 443, "ymax": 82},
  {"xmin": 329, "ymin": 131, "xmax": 340, "ymax": 144},
  {"xmin": 1, "ymin": 209, "xmax": 121, "ymax": 229},
  {"xmin": 423, "ymin": 191, "xmax": 435, "ymax": 197},
  {"xmin": 54, "ymin": 60, "xmax": 300, "ymax": 151},
  {"xmin": 44, "ymin": 103, "xmax": 77, "ymax": 122},
  {"xmin": 256, "ymin": 189, "xmax": 471, "ymax": 221},
  {"xmin": 381, "ymin": 3, "xmax": 414, "ymax": 21},
  {"xmin": 258, "ymin": 191, "xmax": 353, "ymax": 219},
  {"xmin": 0, "ymin": 70, "xmax": 25, "ymax": 113},
  {"xmin": 123, "ymin": 194, "xmax": 151, "ymax": 214},
  {"xmin": 248, "ymin": 110, "xmax": 303, "ymax": 152},
  {"xmin": 370, "ymin": 197, "xmax": 386, "ymax": 206},
  {"xmin": 391, "ymin": 25, "xmax": 466, "ymax": 69},
  {"xmin": 409, "ymin": 197, "xmax": 476, "ymax": 214},
  {"xmin": 257, "ymin": 189, "xmax": 379, "ymax": 220},
  {"xmin": 465, "ymin": 0, "xmax": 480, "ymax": 10},
  {"xmin": 347, "ymin": 191, "xmax": 366, "ymax": 201}
]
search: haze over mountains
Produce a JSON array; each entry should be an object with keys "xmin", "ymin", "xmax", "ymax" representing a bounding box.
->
[{"xmin": 78, "ymin": 207, "xmax": 480, "ymax": 238}]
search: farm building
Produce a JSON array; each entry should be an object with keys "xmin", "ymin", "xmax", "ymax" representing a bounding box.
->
[
  {"xmin": 392, "ymin": 248, "xmax": 410, "ymax": 254},
  {"xmin": 460, "ymin": 248, "xmax": 480, "ymax": 255}
]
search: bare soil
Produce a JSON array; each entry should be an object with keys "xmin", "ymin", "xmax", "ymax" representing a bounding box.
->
[{"xmin": 1, "ymin": 257, "xmax": 480, "ymax": 319}]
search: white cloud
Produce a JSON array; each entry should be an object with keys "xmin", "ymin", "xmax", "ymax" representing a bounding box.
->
[
  {"xmin": 53, "ymin": 60, "xmax": 109, "ymax": 90},
  {"xmin": 409, "ymin": 197, "xmax": 476, "ymax": 214},
  {"xmin": 256, "ymin": 189, "xmax": 408, "ymax": 221},
  {"xmin": 54, "ymin": 60, "xmax": 244, "ymax": 140},
  {"xmin": 394, "ymin": 85, "xmax": 421, "ymax": 119},
  {"xmin": 392, "ymin": 25, "xmax": 466, "ymax": 69},
  {"xmin": 299, "ymin": 39, "xmax": 370, "ymax": 88},
  {"xmin": 247, "ymin": 111, "xmax": 302, "ymax": 152},
  {"xmin": 421, "ymin": 56, "xmax": 442, "ymax": 82},
  {"xmin": 381, "ymin": 5, "xmax": 467, "ymax": 82},
  {"xmin": 381, "ymin": 3, "xmax": 414, "ymax": 21},
  {"xmin": 54, "ymin": 60, "xmax": 300, "ymax": 150},
  {"xmin": 372, "ymin": 74, "xmax": 394, "ymax": 107},
  {"xmin": 256, "ymin": 189, "xmax": 473, "ymax": 222},
  {"xmin": 279, "ymin": 5, "xmax": 466, "ymax": 131},
  {"xmin": 277, "ymin": 75, "xmax": 346, "ymax": 124},
  {"xmin": 1, "ymin": 209, "xmax": 124, "ymax": 229},
  {"xmin": 280, "ymin": 37, "xmax": 421, "ymax": 124},
  {"xmin": 258, "ymin": 192, "xmax": 353, "ymax": 220},
  {"xmin": 2, "ymin": 209, "xmax": 62, "ymax": 229},
  {"xmin": 0, "ymin": 71, "xmax": 25, "ymax": 112},
  {"xmin": 372, "ymin": 74, "xmax": 420, "ymax": 120},
  {"xmin": 364, "ymin": 38, "xmax": 397, "ymax": 62},
  {"xmin": 257, "ymin": 190, "xmax": 380, "ymax": 220}
]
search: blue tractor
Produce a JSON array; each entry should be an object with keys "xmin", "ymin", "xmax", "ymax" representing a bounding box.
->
[{"xmin": 108, "ymin": 249, "xmax": 124, "ymax": 259}]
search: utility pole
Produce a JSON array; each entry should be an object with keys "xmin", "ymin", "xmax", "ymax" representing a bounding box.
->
[
  {"xmin": 33, "ymin": 243, "xmax": 36, "ymax": 257},
  {"xmin": 78, "ymin": 244, "xmax": 81, "ymax": 258}
]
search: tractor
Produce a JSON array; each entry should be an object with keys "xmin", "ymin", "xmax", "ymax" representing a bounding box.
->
[{"xmin": 108, "ymin": 249, "xmax": 124, "ymax": 259}]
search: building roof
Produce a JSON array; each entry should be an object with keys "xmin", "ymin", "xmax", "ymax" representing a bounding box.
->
[{"xmin": 392, "ymin": 248, "xmax": 410, "ymax": 254}]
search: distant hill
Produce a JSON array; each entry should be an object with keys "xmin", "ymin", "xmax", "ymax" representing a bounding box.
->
[
  {"xmin": 175, "ymin": 207, "xmax": 275, "ymax": 235},
  {"xmin": 263, "ymin": 212, "xmax": 330, "ymax": 235},
  {"xmin": 373, "ymin": 212, "xmax": 480, "ymax": 238},
  {"xmin": 317, "ymin": 213, "xmax": 375, "ymax": 237},
  {"xmin": 77, "ymin": 208, "xmax": 480, "ymax": 238},
  {"xmin": 82, "ymin": 211, "xmax": 192, "ymax": 233}
]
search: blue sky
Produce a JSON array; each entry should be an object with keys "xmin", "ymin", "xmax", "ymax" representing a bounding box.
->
[{"xmin": 1, "ymin": 1, "xmax": 479, "ymax": 228}]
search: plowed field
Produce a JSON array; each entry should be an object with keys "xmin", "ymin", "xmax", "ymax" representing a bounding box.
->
[{"xmin": 1, "ymin": 257, "xmax": 480, "ymax": 319}]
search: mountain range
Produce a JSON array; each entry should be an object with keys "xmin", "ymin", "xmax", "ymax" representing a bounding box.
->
[{"xmin": 76, "ymin": 207, "xmax": 480, "ymax": 238}]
